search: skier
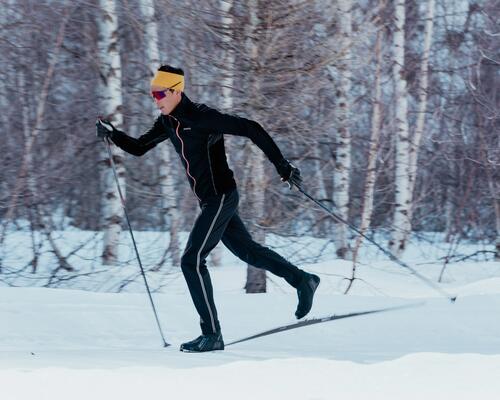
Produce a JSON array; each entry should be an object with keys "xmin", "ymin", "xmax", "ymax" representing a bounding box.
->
[{"xmin": 96, "ymin": 65, "xmax": 320, "ymax": 352}]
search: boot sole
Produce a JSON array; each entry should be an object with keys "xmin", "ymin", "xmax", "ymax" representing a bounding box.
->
[{"xmin": 180, "ymin": 344, "xmax": 225, "ymax": 353}]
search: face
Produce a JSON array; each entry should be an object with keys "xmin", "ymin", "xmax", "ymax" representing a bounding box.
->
[{"xmin": 151, "ymin": 86, "xmax": 182, "ymax": 115}]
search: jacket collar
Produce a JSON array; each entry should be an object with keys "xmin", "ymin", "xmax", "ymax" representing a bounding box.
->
[{"xmin": 170, "ymin": 92, "xmax": 192, "ymax": 119}]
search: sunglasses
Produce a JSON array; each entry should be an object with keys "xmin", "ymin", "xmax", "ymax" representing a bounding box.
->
[
  {"xmin": 151, "ymin": 89, "xmax": 173, "ymax": 100},
  {"xmin": 151, "ymin": 81, "xmax": 181, "ymax": 100}
]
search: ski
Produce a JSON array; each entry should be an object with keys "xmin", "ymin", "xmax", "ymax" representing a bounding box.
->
[{"xmin": 226, "ymin": 302, "xmax": 424, "ymax": 346}]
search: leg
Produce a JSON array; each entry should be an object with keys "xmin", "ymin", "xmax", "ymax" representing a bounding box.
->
[
  {"xmin": 181, "ymin": 190, "xmax": 238, "ymax": 335},
  {"xmin": 221, "ymin": 213, "xmax": 304, "ymax": 288}
]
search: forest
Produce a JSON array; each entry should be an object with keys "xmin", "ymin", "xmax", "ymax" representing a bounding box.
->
[{"xmin": 0, "ymin": 0, "xmax": 498, "ymax": 290}]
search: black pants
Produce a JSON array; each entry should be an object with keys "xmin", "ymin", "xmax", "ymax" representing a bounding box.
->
[{"xmin": 181, "ymin": 189, "xmax": 304, "ymax": 334}]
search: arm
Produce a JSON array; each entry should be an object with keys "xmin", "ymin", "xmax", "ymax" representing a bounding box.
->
[{"xmin": 109, "ymin": 117, "xmax": 169, "ymax": 157}]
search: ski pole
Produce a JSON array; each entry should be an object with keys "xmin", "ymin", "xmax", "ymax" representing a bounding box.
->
[
  {"xmin": 294, "ymin": 184, "xmax": 457, "ymax": 303},
  {"xmin": 103, "ymin": 136, "xmax": 170, "ymax": 347}
]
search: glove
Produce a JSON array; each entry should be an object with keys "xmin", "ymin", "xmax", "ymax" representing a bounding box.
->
[
  {"xmin": 276, "ymin": 159, "xmax": 302, "ymax": 189},
  {"xmin": 96, "ymin": 118, "xmax": 116, "ymax": 140}
]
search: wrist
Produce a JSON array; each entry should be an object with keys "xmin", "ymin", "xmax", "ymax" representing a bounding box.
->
[{"xmin": 276, "ymin": 158, "xmax": 291, "ymax": 178}]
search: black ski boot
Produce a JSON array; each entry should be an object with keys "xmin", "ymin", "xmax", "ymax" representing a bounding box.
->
[
  {"xmin": 180, "ymin": 333, "xmax": 225, "ymax": 352},
  {"xmin": 295, "ymin": 272, "xmax": 320, "ymax": 319}
]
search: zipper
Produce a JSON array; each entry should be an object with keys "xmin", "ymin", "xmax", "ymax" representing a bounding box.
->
[
  {"xmin": 207, "ymin": 140, "xmax": 218, "ymax": 195},
  {"xmin": 170, "ymin": 115, "xmax": 201, "ymax": 202}
]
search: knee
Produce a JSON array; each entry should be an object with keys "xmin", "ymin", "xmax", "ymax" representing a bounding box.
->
[
  {"xmin": 180, "ymin": 252, "xmax": 196, "ymax": 273},
  {"xmin": 238, "ymin": 244, "xmax": 263, "ymax": 265}
]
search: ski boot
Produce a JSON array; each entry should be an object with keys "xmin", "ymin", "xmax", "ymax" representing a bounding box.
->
[
  {"xmin": 180, "ymin": 333, "xmax": 225, "ymax": 352},
  {"xmin": 295, "ymin": 272, "xmax": 320, "ymax": 319}
]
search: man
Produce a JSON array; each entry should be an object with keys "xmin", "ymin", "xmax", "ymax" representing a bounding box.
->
[{"xmin": 96, "ymin": 65, "xmax": 320, "ymax": 352}]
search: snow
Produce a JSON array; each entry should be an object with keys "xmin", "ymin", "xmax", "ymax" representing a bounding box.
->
[{"xmin": 1, "ymin": 231, "xmax": 500, "ymax": 399}]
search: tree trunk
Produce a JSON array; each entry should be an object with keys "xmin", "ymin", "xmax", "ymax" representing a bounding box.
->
[
  {"xmin": 408, "ymin": 0, "xmax": 436, "ymax": 227},
  {"xmin": 352, "ymin": 25, "xmax": 384, "ymax": 266},
  {"xmin": 332, "ymin": 0, "xmax": 352, "ymax": 259},
  {"xmin": 139, "ymin": 0, "xmax": 181, "ymax": 267},
  {"xmin": 389, "ymin": 0, "xmax": 411, "ymax": 256},
  {"xmin": 244, "ymin": 0, "xmax": 266, "ymax": 293},
  {"xmin": 97, "ymin": 0, "xmax": 126, "ymax": 265},
  {"xmin": 19, "ymin": 69, "xmax": 40, "ymax": 273},
  {"xmin": 219, "ymin": 0, "xmax": 235, "ymax": 113},
  {"xmin": 312, "ymin": 143, "xmax": 328, "ymax": 236},
  {"xmin": 208, "ymin": 0, "xmax": 235, "ymax": 268},
  {"xmin": 217, "ymin": 0, "xmax": 236, "ymax": 171}
]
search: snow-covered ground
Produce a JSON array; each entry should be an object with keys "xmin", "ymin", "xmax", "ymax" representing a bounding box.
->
[{"xmin": 1, "ymin": 230, "xmax": 500, "ymax": 399}]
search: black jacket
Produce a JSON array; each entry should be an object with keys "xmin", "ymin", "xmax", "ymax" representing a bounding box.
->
[{"xmin": 110, "ymin": 93, "xmax": 286, "ymax": 201}]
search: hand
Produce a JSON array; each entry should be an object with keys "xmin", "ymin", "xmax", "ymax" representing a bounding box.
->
[
  {"xmin": 276, "ymin": 159, "xmax": 302, "ymax": 189},
  {"xmin": 96, "ymin": 118, "xmax": 116, "ymax": 140}
]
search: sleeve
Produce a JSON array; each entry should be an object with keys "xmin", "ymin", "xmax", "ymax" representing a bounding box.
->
[
  {"xmin": 110, "ymin": 117, "xmax": 170, "ymax": 156},
  {"xmin": 195, "ymin": 105, "xmax": 286, "ymax": 168}
]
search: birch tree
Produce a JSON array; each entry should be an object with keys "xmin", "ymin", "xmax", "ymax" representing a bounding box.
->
[
  {"xmin": 219, "ymin": 0, "xmax": 235, "ymax": 113},
  {"xmin": 210, "ymin": 0, "xmax": 236, "ymax": 268},
  {"xmin": 139, "ymin": 0, "xmax": 181, "ymax": 266},
  {"xmin": 351, "ymin": 22, "xmax": 384, "ymax": 271},
  {"xmin": 388, "ymin": 0, "xmax": 411, "ymax": 256},
  {"xmin": 405, "ymin": 0, "xmax": 436, "ymax": 246},
  {"xmin": 408, "ymin": 0, "xmax": 435, "ymax": 200},
  {"xmin": 244, "ymin": 0, "xmax": 266, "ymax": 293},
  {"xmin": 96, "ymin": 0, "xmax": 126, "ymax": 265},
  {"xmin": 332, "ymin": 0, "xmax": 353, "ymax": 259},
  {"xmin": 388, "ymin": 0, "xmax": 436, "ymax": 254}
]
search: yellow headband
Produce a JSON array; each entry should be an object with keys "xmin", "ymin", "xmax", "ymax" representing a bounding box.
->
[{"xmin": 151, "ymin": 71, "xmax": 185, "ymax": 92}]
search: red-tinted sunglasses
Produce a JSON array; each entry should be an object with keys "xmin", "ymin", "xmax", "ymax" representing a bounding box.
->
[
  {"xmin": 151, "ymin": 82, "xmax": 181, "ymax": 100},
  {"xmin": 151, "ymin": 89, "xmax": 173, "ymax": 100}
]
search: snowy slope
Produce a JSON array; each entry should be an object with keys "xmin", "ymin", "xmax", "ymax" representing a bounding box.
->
[
  {"xmin": 1, "ymin": 232, "xmax": 500, "ymax": 399},
  {"xmin": 2, "ymin": 285, "xmax": 500, "ymax": 399}
]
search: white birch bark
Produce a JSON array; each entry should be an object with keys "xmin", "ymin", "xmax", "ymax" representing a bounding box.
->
[
  {"xmin": 218, "ymin": 0, "xmax": 235, "ymax": 166},
  {"xmin": 444, "ymin": 185, "xmax": 454, "ymax": 242},
  {"xmin": 219, "ymin": 0, "xmax": 234, "ymax": 112},
  {"xmin": 139, "ymin": 0, "xmax": 181, "ymax": 266},
  {"xmin": 491, "ymin": 182, "xmax": 500, "ymax": 261},
  {"xmin": 332, "ymin": 0, "xmax": 352, "ymax": 259},
  {"xmin": 311, "ymin": 143, "xmax": 329, "ymax": 235},
  {"xmin": 208, "ymin": 0, "xmax": 235, "ymax": 268},
  {"xmin": 389, "ymin": 0, "xmax": 412, "ymax": 256},
  {"xmin": 18, "ymin": 71, "xmax": 36, "ymax": 203},
  {"xmin": 19, "ymin": 68, "xmax": 39, "ymax": 267},
  {"xmin": 408, "ymin": 0, "xmax": 436, "ymax": 216},
  {"xmin": 245, "ymin": 0, "xmax": 266, "ymax": 293},
  {"xmin": 314, "ymin": 144, "xmax": 328, "ymax": 201},
  {"xmin": 482, "ymin": 136, "xmax": 500, "ymax": 260},
  {"xmin": 352, "ymin": 27, "xmax": 384, "ymax": 265},
  {"xmin": 97, "ymin": 0, "xmax": 126, "ymax": 265},
  {"xmin": 312, "ymin": 93, "xmax": 327, "ymax": 201}
]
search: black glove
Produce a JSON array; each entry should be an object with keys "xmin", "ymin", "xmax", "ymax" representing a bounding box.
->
[
  {"xmin": 96, "ymin": 118, "xmax": 116, "ymax": 140},
  {"xmin": 276, "ymin": 159, "xmax": 302, "ymax": 189}
]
